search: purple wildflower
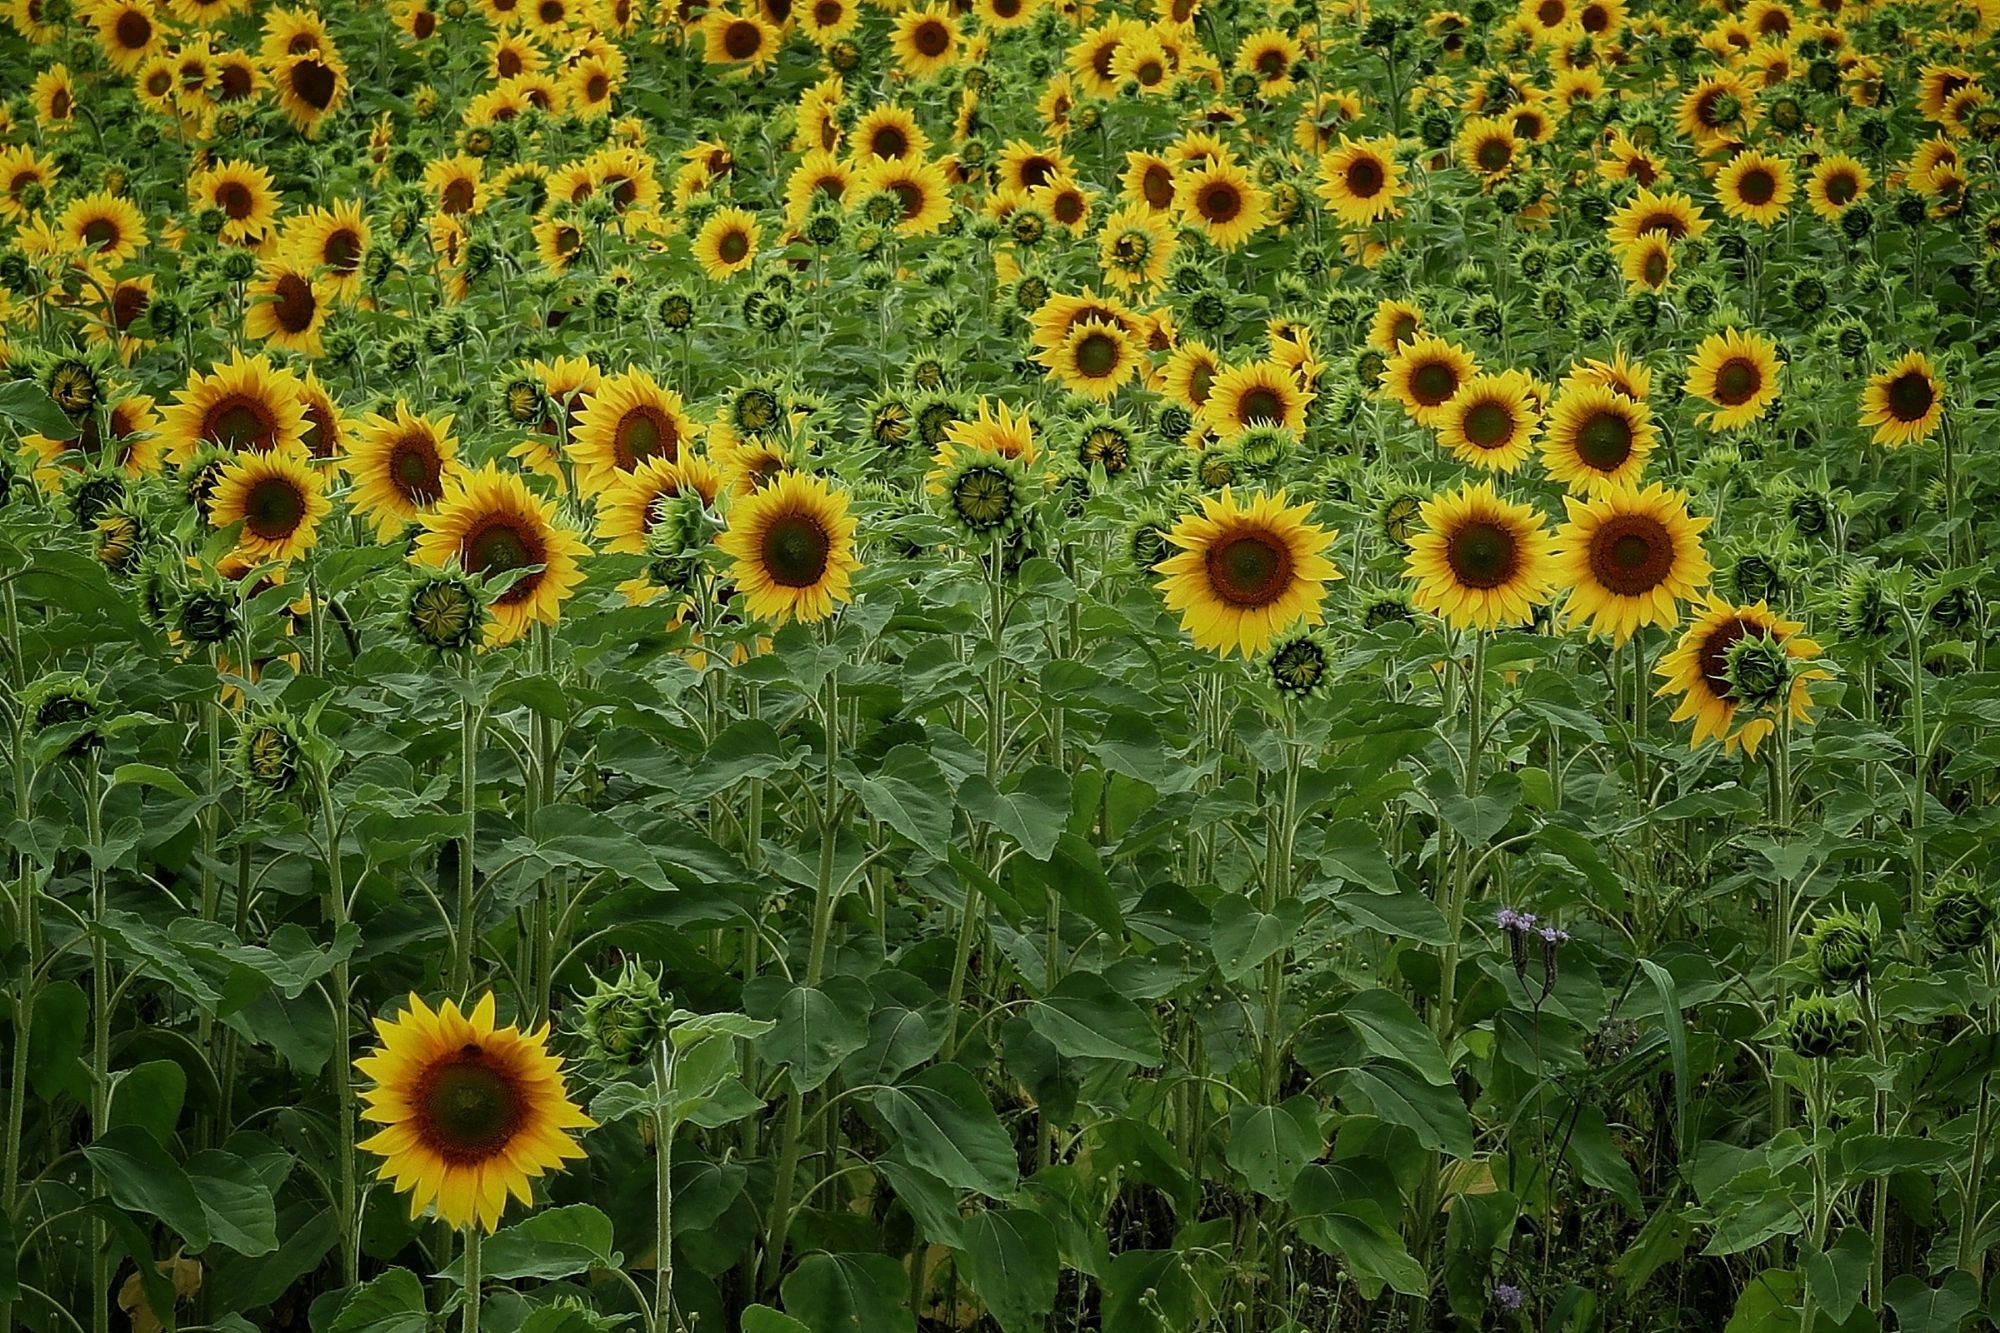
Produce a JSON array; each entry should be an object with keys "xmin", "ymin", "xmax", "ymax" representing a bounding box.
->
[{"xmin": 1493, "ymin": 1282, "xmax": 1525, "ymax": 1311}]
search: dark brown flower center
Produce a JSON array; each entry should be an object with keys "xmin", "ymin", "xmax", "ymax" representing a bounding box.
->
[
  {"xmin": 762, "ymin": 512, "xmax": 832, "ymax": 587},
  {"xmin": 114, "ymin": 8, "xmax": 151, "ymax": 48},
  {"xmin": 465, "ymin": 516, "xmax": 546, "ymax": 605},
  {"xmin": 1697, "ymin": 617, "xmax": 1756, "ymax": 700},
  {"xmin": 1198, "ymin": 181, "xmax": 1241, "ymax": 223},
  {"xmin": 717, "ymin": 228, "xmax": 749, "ymax": 263},
  {"xmin": 1074, "ymin": 331, "xmax": 1120, "ymax": 378},
  {"xmin": 1345, "ymin": 156, "xmax": 1384, "ymax": 197},
  {"xmin": 1142, "ymin": 163, "xmax": 1174, "ymax": 209},
  {"xmin": 271, "ymin": 273, "xmax": 318, "ymax": 333},
  {"xmin": 1736, "ymin": 166, "xmax": 1776, "ymax": 206},
  {"xmin": 1447, "ymin": 519, "xmax": 1518, "ymax": 589},
  {"xmin": 911, "ymin": 18, "xmax": 949, "ymax": 55},
  {"xmin": 416, "ymin": 1047, "xmax": 526, "ymax": 1162},
  {"xmin": 289, "ymin": 57, "xmax": 338, "ymax": 111},
  {"xmin": 614, "ymin": 405, "xmax": 679, "ymax": 467},
  {"xmin": 1575, "ymin": 408, "xmax": 1633, "ymax": 470},
  {"xmin": 1713, "ymin": 357, "xmax": 1760, "ymax": 406},
  {"xmin": 1409, "ymin": 360, "xmax": 1460, "ymax": 406},
  {"xmin": 217, "ymin": 180, "xmax": 255, "ymax": 220},
  {"xmin": 1238, "ymin": 386, "xmax": 1284, "ymax": 426},
  {"xmin": 205, "ymin": 395, "xmax": 279, "ymax": 451},
  {"xmin": 724, "ymin": 19, "xmax": 763, "ymax": 57},
  {"xmin": 389, "ymin": 436, "xmax": 445, "ymax": 503},
  {"xmin": 1586, "ymin": 513, "xmax": 1673, "ymax": 596},
  {"xmin": 1205, "ymin": 529, "xmax": 1292, "ymax": 607},
  {"xmin": 1885, "ymin": 370, "xmax": 1934, "ymax": 422},
  {"xmin": 1462, "ymin": 401, "xmax": 1514, "ymax": 449},
  {"xmin": 244, "ymin": 474, "xmax": 307, "ymax": 540}
]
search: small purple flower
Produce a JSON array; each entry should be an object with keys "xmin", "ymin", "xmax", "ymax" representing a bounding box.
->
[
  {"xmin": 1493, "ymin": 1282, "xmax": 1525, "ymax": 1311},
  {"xmin": 1539, "ymin": 926, "xmax": 1570, "ymax": 945},
  {"xmin": 1495, "ymin": 907, "xmax": 1536, "ymax": 932}
]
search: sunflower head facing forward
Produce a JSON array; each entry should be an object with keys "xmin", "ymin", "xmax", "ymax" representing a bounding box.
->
[
  {"xmin": 1552, "ymin": 483, "xmax": 1713, "ymax": 643},
  {"xmin": 1154, "ymin": 487, "xmax": 1340, "ymax": 658},
  {"xmin": 356, "ymin": 993, "xmax": 595, "ymax": 1234},
  {"xmin": 1403, "ymin": 479, "xmax": 1554, "ymax": 632},
  {"xmin": 714, "ymin": 470, "xmax": 861, "ymax": 626}
]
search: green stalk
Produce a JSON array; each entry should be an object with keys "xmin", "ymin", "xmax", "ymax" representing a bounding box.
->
[
  {"xmin": 1959, "ymin": 945, "xmax": 1997, "ymax": 1278},
  {"xmin": 1435, "ymin": 632, "xmax": 1486, "ymax": 1038},
  {"xmin": 84, "ymin": 752, "xmax": 109, "ymax": 1333},
  {"xmin": 1903, "ymin": 608, "xmax": 1928, "ymax": 922},
  {"xmin": 1770, "ymin": 711, "xmax": 1794, "ymax": 1136},
  {"xmin": 1862, "ymin": 984, "xmax": 1888, "ymax": 1307},
  {"xmin": 653, "ymin": 1040, "xmax": 677, "ymax": 1333},
  {"xmin": 317, "ymin": 768, "xmax": 359, "ymax": 1289},
  {"xmin": 2, "ymin": 581, "xmax": 38, "ymax": 1333},
  {"xmin": 946, "ymin": 540, "xmax": 1007, "ymax": 1054},
  {"xmin": 451, "ymin": 654, "xmax": 481, "ymax": 998},
  {"xmin": 462, "ymin": 1225, "xmax": 482, "ymax": 1333}
]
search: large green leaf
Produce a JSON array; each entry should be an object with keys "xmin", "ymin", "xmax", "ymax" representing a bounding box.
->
[
  {"xmin": 780, "ymin": 1252, "xmax": 915, "ymax": 1333},
  {"xmin": 445, "ymin": 1205, "xmax": 623, "ymax": 1282},
  {"xmin": 960, "ymin": 1209, "xmax": 1060, "ymax": 1333},
  {"xmin": 1209, "ymin": 895, "xmax": 1305, "ymax": 981},
  {"xmin": 870, "ymin": 1064, "xmax": 1018, "ymax": 1198},
  {"xmin": 746, "ymin": 974, "xmax": 873, "ymax": 1093},
  {"xmin": 324, "ymin": 1267, "xmax": 428, "ymax": 1333},
  {"xmin": 1338, "ymin": 989, "xmax": 1452, "ymax": 1086},
  {"xmin": 82, "ymin": 1125, "xmax": 210, "ymax": 1251},
  {"xmin": 1025, "ymin": 972, "xmax": 1161, "ymax": 1064},
  {"xmin": 1226, "ymin": 1098, "xmax": 1322, "ymax": 1200}
]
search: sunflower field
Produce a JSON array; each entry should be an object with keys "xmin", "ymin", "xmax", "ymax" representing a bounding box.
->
[{"xmin": 3, "ymin": 0, "xmax": 2000, "ymax": 1328}]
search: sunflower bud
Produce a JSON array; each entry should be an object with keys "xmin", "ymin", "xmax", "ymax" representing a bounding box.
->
[
  {"xmin": 573, "ymin": 961, "xmax": 672, "ymax": 1066},
  {"xmin": 1267, "ymin": 631, "xmax": 1332, "ymax": 699},
  {"xmin": 405, "ymin": 570, "xmax": 484, "ymax": 653},
  {"xmin": 1805, "ymin": 908, "xmax": 1876, "ymax": 988},
  {"xmin": 1781, "ymin": 994, "xmax": 1856, "ymax": 1060},
  {"xmin": 1721, "ymin": 634, "xmax": 1795, "ymax": 711},
  {"xmin": 26, "ymin": 672, "xmax": 102, "ymax": 754},
  {"xmin": 236, "ymin": 711, "xmax": 306, "ymax": 800},
  {"xmin": 1926, "ymin": 877, "xmax": 1994, "ymax": 953},
  {"xmin": 941, "ymin": 454, "xmax": 1028, "ymax": 537}
]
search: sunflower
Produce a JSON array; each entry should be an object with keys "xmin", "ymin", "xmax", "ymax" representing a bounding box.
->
[
  {"xmin": 700, "ymin": 9, "xmax": 780, "ymax": 72},
  {"xmin": 594, "ymin": 455, "xmax": 722, "ymax": 553},
  {"xmin": 245, "ymin": 260, "xmax": 331, "ymax": 357},
  {"xmin": 190, "ymin": 159, "xmax": 282, "ymax": 246},
  {"xmin": 1605, "ymin": 186, "xmax": 1713, "ymax": 250},
  {"xmin": 799, "ymin": 0, "xmax": 855, "ymax": 43},
  {"xmin": 1381, "ymin": 334, "xmax": 1479, "ymax": 426},
  {"xmin": 1112, "ymin": 32, "xmax": 1175, "ymax": 95},
  {"xmin": 1175, "ymin": 160, "xmax": 1267, "ymax": 250},
  {"xmin": 1676, "ymin": 70, "xmax": 1759, "ymax": 149},
  {"xmin": 691, "ymin": 207, "xmax": 760, "ymax": 281},
  {"xmin": 891, "ymin": 3, "xmax": 959, "ymax": 78},
  {"xmin": 284, "ymin": 199, "xmax": 370, "ymax": 302},
  {"xmin": 1714, "ymin": 149, "xmax": 1793, "ymax": 226},
  {"xmin": 412, "ymin": 467, "xmax": 589, "ymax": 645},
  {"xmin": 273, "ymin": 45, "xmax": 348, "ymax": 135},
  {"xmin": 211, "ymin": 50, "xmax": 263, "ymax": 104},
  {"xmin": 1457, "ymin": 115, "xmax": 1522, "ymax": 179},
  {"xmin": 1541, "ymin": 384, "xmax": 1655, "ymax": 494},
  {"xmin": 1039, "ymin": 316, "xmax": 1139, "ymax": 401},
  {"xmin": 1805, "ymin": 154, "xmax": 1872, "ymax": 222},
  {"xmin": 1068, "ymin": 18, "xmax": 1141, "ymax": 99},
  {"xmin": 209, "ymin": 445, "xmax": 329, "ymax": 564},
  {"xmin": 714, "ymin": 471, "xmax": 860, "ymax": 625},
  {"xmin": 1683, "ymin": 327, "xmax": 1784, "ymax": 432},
  {"xmin": 1033, "ymin": 174, "xmax": 1094, "ymax": 233},
  {"xmin": 1121, "ymin": 150, "xmax": 1179, "ymax": 214},
  {"xmin": 1161, "ymin": 339, "xmax": 1224, "ymax": 413},
  {"xmin": 1597, "ymin": 130, "xmax": 1666, "ymax": 188},
  {"xmin": 1403, "ymin": 482, "xmax": 1554, "ymax": 631},
  {"xmin": 1203, "ymin": 361, "xmax": 1309, "ymax": 441},
  {"xmin": 1233, "ymin": 27, "xmax": 1300, "ymax": 96},
  {"xmin": 1857, "ymin": 351, "xmax": 1944, "ymax": 447},
  {"xmin": 88, "ymin": 0, "xmax": 164, "ymax": 71},
  {"xmin": 1551, "ymin": 483, "xmax": 1713, "ymax": 643},
  {"xmin": 296, "ymin": 369, "xmax": 346, "ymax": 463},
  {"xmin": 0, "ymin": 146, "xmax": 59, "ymax": 220},
  {"xmin": 348, "ymin": 401, "xmax": 463, "ymax": 539},
  {"xmin": 570, "ymin": 369, "xmax": 698, "ymax": 495},
  {"xmin": 424, "ymin": 154, "xmax": 485, "ymax": 216},
  {"xmin": 356, "ymin": 993, "xmax": 594, "ymax": 1233},
  {"xmin": 1436, "ymin": 371, "xmax": 1540, "ymax": 473},
  {"xmin": 997, "ymin": 140, "xmax": 1071, "ymax": 195},
  {"xmin": 1367, "ymin": 298, "xmax": 1422, "ymax": 354},
  {"xmin": 1315, "ymin": 135, "xmax": 1403, "ymax": 226},
  {"xmin": 975, "ymin": 0, "xmax": 1036, "ymax": 26},
  {"xmin": 852, "ymin": 105, "xmax": 929, "ymax": 163},
  {"xmin": 567, "ymin": 53, "xmax": 622, "ymax": 117},
  {"xmin": 162, "ymin": 351, "xmax": 307, "ymax": 463},
  {"xmin": 1620, "ymin": 231, "xmax": 1674, "ymax": 291},
  {"xmin": 57, "ymin": 191, "xmax": 148, "ymax": 266},
  {"xmin": 927, "ymin": 397, "xmax": 1039, "ymax": 493},
  {"xmin": 31, "ymin": 65, "xmax": 75, "ymax": 131},
  {"xmin": 1096, "ymin": 205, "xmax": 1175, "ymax": 292},
  {"xmin": 858, "ymin": 156, "xmax": 952, "ymax": 236},
  {"xmin": 1655, "ymin": 596, "xmax": 1829, "ymax": 756},
  {"xmin": 1155, "ymin": 488, "xmax": 1339, "ymax": 658}
]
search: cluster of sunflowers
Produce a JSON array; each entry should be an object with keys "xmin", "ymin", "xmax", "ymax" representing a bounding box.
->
[{"xmin": 4, "ymin": 0, "xmax": 2000, "ymax": 1322}]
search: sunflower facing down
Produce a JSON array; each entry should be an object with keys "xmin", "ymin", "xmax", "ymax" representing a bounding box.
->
[
  {"xmin": 1381, "ymin": 334, "xmax": 1479, "ymax": 426},
  {"xmin": 1541, "ymin": 383, "xmax": 1656, "ymax": 494},
  {"xmin": 1655, "ymin": 595, "xmax": 1829, "ymax": 756},
  {"xmin": 413, "ymin": 466, "xmax": 589, "ymax": 646},
  {"xmin": 209, "ymin": 445, "xmax": 330, "ymax": 564},
  {"xmin": 1551, "ymin": 483, "xmax": 1713, "ymax": 643},
  {"xmin": 356, "ymin": 993, "xmax": 595, "ymax": 1233},
  {"xmin": 1403, "ymin": 480, "xmax": 1554, "ymax": 631},
  {"xmin": 1858, "ymin": 351, "xmax": 1945, "ymax": 447},
  {"xmin": 570, "ymin": 368, "xmax": 698, "ymax": 494},
  {"xmin": 349, "ymin": 401, "xmax": 463, "ymax": 539},
  {"xmin": 1155, "ymin": 488, "xmax": 1340, "ymax": 658},
  {"xmin": 1684, "ymin": 327, "xmax": 1784, "ymax": 431},
  {"xmin": 1434, "ymin": 371, "xmax": 1540, "ymax": 473},
  {"xmin": 715, "ymin": 470, "xmax": 861, "ymax": 625}
]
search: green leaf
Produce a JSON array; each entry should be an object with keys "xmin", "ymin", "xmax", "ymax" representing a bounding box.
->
[
  {"xmin": 1638, "ymin": 960, "xmax": 1692, "ymax": 1161},
  {"xmin": 0, "ymin": 379, "xmax": 75, "ymax": 438},
  {"xmin": 745, "ymin": 974, "xmax": 873, "ymax": 1093},
  {"xmin": 515, "ymin": 804, "xmax": 678, "ymax": 894},
  {"xmin": 107, "ymin": 1060, "xmax": 187, "ymax": 1144},
  {"xmin": 1802, "ymin": 1228, "xmax": 1872, "ymax": 1325},
  {"xmin": 1723, "ymin": 1269, "xmax": 1801, "ymax": 1333},
  {"xmin": 1209, "ymin": 895, "xmax": 1305, "ymax": 982},
  {"xmin": 187, "ymin": 1150, "xmax": 280, "ymax": 1256},
  {"xmin": 742, "ymin": 1306, "xmax": 814, "ymax": 1333},
  {"xmin": 82, "ymin": 1125, "xmax": 210, "ymax": 1251},
  {"xmin": 1025, "ymin": 972, "xmax": 1161, "ymax": 1064},
  {"xmin": 960, "ymin": 1209, "xmax": 1061, "ymax": 1333},
  {"xmin": 1226, "ymin": 1098, "xmax": 1322, "ymax": 1200},
  {"xmin": 1317, "ymin": 820, "xmax": 1400, "ymax": 894},
  {"xmin": 870, "ymin": 1064, "xmax": 1019, "ymax": 1198},
  {"xmin": 1339, "ymin": 1067, "xmax": 1473, "ymax": 1158},
  {"xmin": 28, "ymin": 980, "xmax": 89, "ymax": 1104},
  {"xmin": 1339, "ymin": 989, "xmax": 1452, "ymax": 1087},
  {"xmin": 446, "ymin": 1205, "xmax": 622, "ymax": 1282},
  {"xmin": 1010, "ymin": 831, "xmax": 1123, "ymax": 937},
  {"xmin": 780, "ymin": 1252, "xmax": 916, "ymax": 1333},
  {"xmin": 958, "ymin": 766, "xmax": 1071, "ymax": 861},
  {"xmin": 325, "ymin": 1267, "xmax": 428, "ymax": 1333},
  {"xmin": 1884, "ymin": 1271, "xmax": 1979, "ymax": 1333},
  {"xmin": 842, "ymin": 745, "xmax": 955, "ymax": 850},
  {"xmin": 111, "ymin": 763, "xmax": 199, "ymax": 800}
]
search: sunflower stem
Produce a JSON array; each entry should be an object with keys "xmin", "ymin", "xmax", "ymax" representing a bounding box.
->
[
  {"xmin": 1435, "ymin": 631, "xmax": 1485, "ymax": 1040},
  {"xmin": 317, "ymin": 765, "xmax": 360, "ymax": 1289},
  {"xmin": 2, "ymin": 580, "xmax": 40, "ymax": 1333},
  {"xmin": 652, "ymin": 1040, "xmax": 677, "ymax": 1333},
  {"xmin": 451, "ymin": 653, "xmax": 481, "ymax": 998},
  {"xmin": 462, "ymin": 1225, "xmax": 482, "ymax": 1333},
  {"xmin": 83, "ymin": 751, "xmax": 109, "ymax": 1333}
]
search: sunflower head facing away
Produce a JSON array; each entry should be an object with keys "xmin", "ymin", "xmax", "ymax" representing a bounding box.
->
[
  {"xmin": 1154, "ymin": 487, "xmax": 1340, "ymax": 658},
  {"xmin": 356, "ymin": 993, "xmax": 595, "ymax": 1234},
  {"xmin": 1655, "ymin": 594, "xmax": 1830, "ymax": 756}
]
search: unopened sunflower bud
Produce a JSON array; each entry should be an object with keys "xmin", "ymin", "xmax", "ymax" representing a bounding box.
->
[
  {"xmin": 236, "ymin": 711, "xmax": 306, "ymax": 800},
  {"xmin": 1781, "ymin": 994, "xmax": 1856, "ymax": 1060},
  {"xmin": 574, "ymin": 961, "xmax": 672, "ymax": 1066},
  {"xmin": 405, "ymin": 570, "xmax": 484, "ymax": 652},
  {"xmin": 1721, "ymin": 634, "xmax": 1795, "ymax": 711},
  {"xmin": 1806, "ymin": 908, "xmax": 1876, "ymax": 988}
]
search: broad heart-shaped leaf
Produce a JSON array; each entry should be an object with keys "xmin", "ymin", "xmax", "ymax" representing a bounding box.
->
[
  {"xmin": 440, "ymin": 1205, "xmax": 621, "ymax": 1282},
  {"xmin": 869, "ymin": 1064, "xmax": 1019, "ymax": 1199},
  {"xmin": 1226, "ymin": 1098, "xmax": 1322, "ymax": 1200},
  {"xmin": 742, "ymin": 1306, "xmax": 814, "ymax": 1333},
  {"xmin": 513, "ymin": 804, "xmax": 678, "ymax": 893},
  {"xmin": 840, "ymin": 745, "xmax": 955, "ymax": 851},
  {"xmin": 1008, "ymin": 831, "xmax": 1124, "ymax": 937},
  {"xmin": 959, "ymin": 1209, "xmax": 1060, "ymax": 1333},
  {"xmin": 1885, "ymin": 1270, "xmax": 1980, "ymax": 1333},
  {"xmin": 1338, "ymin": 989, "xmax": 1452, "ymax": 1087},
  {"xmin": 107, "ymin": 1060, "xmax": 185, "ymax": 1144},
  {"xmin": 186, "ymin": 1149, "xmax": 279, "ymax": 1256},
  {"xmin": 82, "ymin": 1125, "xmax": 210, "ymax": 1251},
  {"xmin": 1290, "ymin": 1167, "xmax": 1427, "ymax": 1299},
  {"xmin": 1025, "ymin": 972, "xmax": 1162, "ymax": 1064},
  {"xmin": 1209, "ymin": 895, "xmax": 1305, "ymax": 982},
  {"xmin": 958, "ymin": 765, "xmax": 1071, "ymax": 861},
  {"xmin": 1338, "ymin": 1066, "xmax": 1474, "ymax": 1159},
  {"xmin": 29, "ymin": 980, "xmax": 89, "ymax": 1104},
  {"xmin": 745, "ymin": 973, "xmax": 873, "ymax": 1093},
  {"xmin": 0, "ymin": 378, "xmax": 75, "ymax": 437},
  {"xmin": 1723, "ymin": 1269, "xmax": 1801, "ymax": 1333},
  {"xmin": 324, "ymin": 1267, "xmax": 427, "ymax": 1333},
  {"xmin": 780, "ymin": 1252, "xmax": 916, "ymax": 1333},
  {"xmin": 1802, "ymin": 1228, "xmax": 1873, "ymax": 1325}
]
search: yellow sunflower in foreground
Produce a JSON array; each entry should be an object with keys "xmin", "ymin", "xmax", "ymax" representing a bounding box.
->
[
  {"xmin": 1381, "ymin": 334, "xmax": 1479, "ymax": 426},
  {"xmin": 209, "ymin": 445, "xmax": 330, "ymax": 564},
  {"xmin": 692, "ymin": 207, "xmax": 760, "ymax": 281},
  {"xmin": 1155, "ymin": 488, "xmax": 1339, "ymax": 658},
  {"xmin": 1551, "ymin": 483, "xmax": 1712, "ymax": 643},
  {"xmin": 1714, "ymin": 149, "xmax": 1793, "ymax": 227},
  {"xmin": 1203, "ymin": 360, "xmax": 1309, "ymax": 441},
  {"xmin": 348, "ymin": 401, "xmax": 463, "ymax": 539},
  {"xmin": 1315, "ymin": 135, "xmax": 1403, "ymax": 226},
  {"xmin": 596, "ymin": 454, "xmax": 723, "ymax": 556},
  {"xmin": 1805, "ymin": 154, "xmax": 1872, "ymax": 222},
  {"xmin": 1435, "ymin": 371, "xmax": 1539, "ymax": 473},
  {"xmin": 1403, "ymin": 480, "xmax": 1553, "ymax": 631},
  {"xmin": 245, "ymin": 260, "xmax": 331, "ymax": 357},
  {"xmin": 715, "ymin": 471, "xmax": 861, "ymax": 625},
  {"xmin": 1655, "ymin": 596, "xmax": 1829, "ymax": 756},
  {"xmin": 1038, "ymin": 316, "xmax": 1139, "ymax": 401},
  {"xmin": 1541, "ymin": 384, "xmax": 1655, "ymax": 494},
  {"xmin": 161, "ymin": 351, "xmax": 307, "ymax": 463},
  {"xmin": 412, "ymin": 466, "xmax": 590, "ymax": 646},
  {"xmin": 570, "ymin": 368, "xmax": 698, "ymax": 494},
  {"xmin": 890, "ymin": 3, "xmax": 960, "ymax": 78},
  {"xmin": 356, "ymin": 993, "xmax": 594, "ymax": 1234},
  {"xmin": 1857, "ymin": 351, "xmax": 1944, "ymax": 447},
  {"xmin": 1175, "ymin": 160, "xmax": 1268, "ymax": 251},
  {"xmin": 57, "ymin": 191, "xmax": 148, "ymax": 266},
  {"xmin": 1683, "ymin": 328, "xmax": 1783, "ymax": 432}
]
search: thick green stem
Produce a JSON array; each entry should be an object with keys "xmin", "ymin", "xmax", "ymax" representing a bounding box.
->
[
  {"xmin": 1436, "ymin": 633, "xmax": 1486, "ymax": 1039},
  {"xmin": 462, "ymin": 1225, "xmax": 482, "ymax": 1333},
  {"xmin": 2, "ymin": 581, "xmax": 37, "ymax": 1333},
  {"xmin": 653, "ymin": 1042, "xmax": 676, "ymax": 1333},
  {"xmin": 451, "ymin": 656, "xmax": 480, "ymax": 998},
  {"xmin": 319, "ymin": 773, "xmax": 359, "ymax": 1289},
  {"xmin": 1770, "ymin": 712, "xmax": 1795, "ymax": 1136},
  {"xmin": 85, "ymin": 755, "xmax": 109, "ymax": 1333}
]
